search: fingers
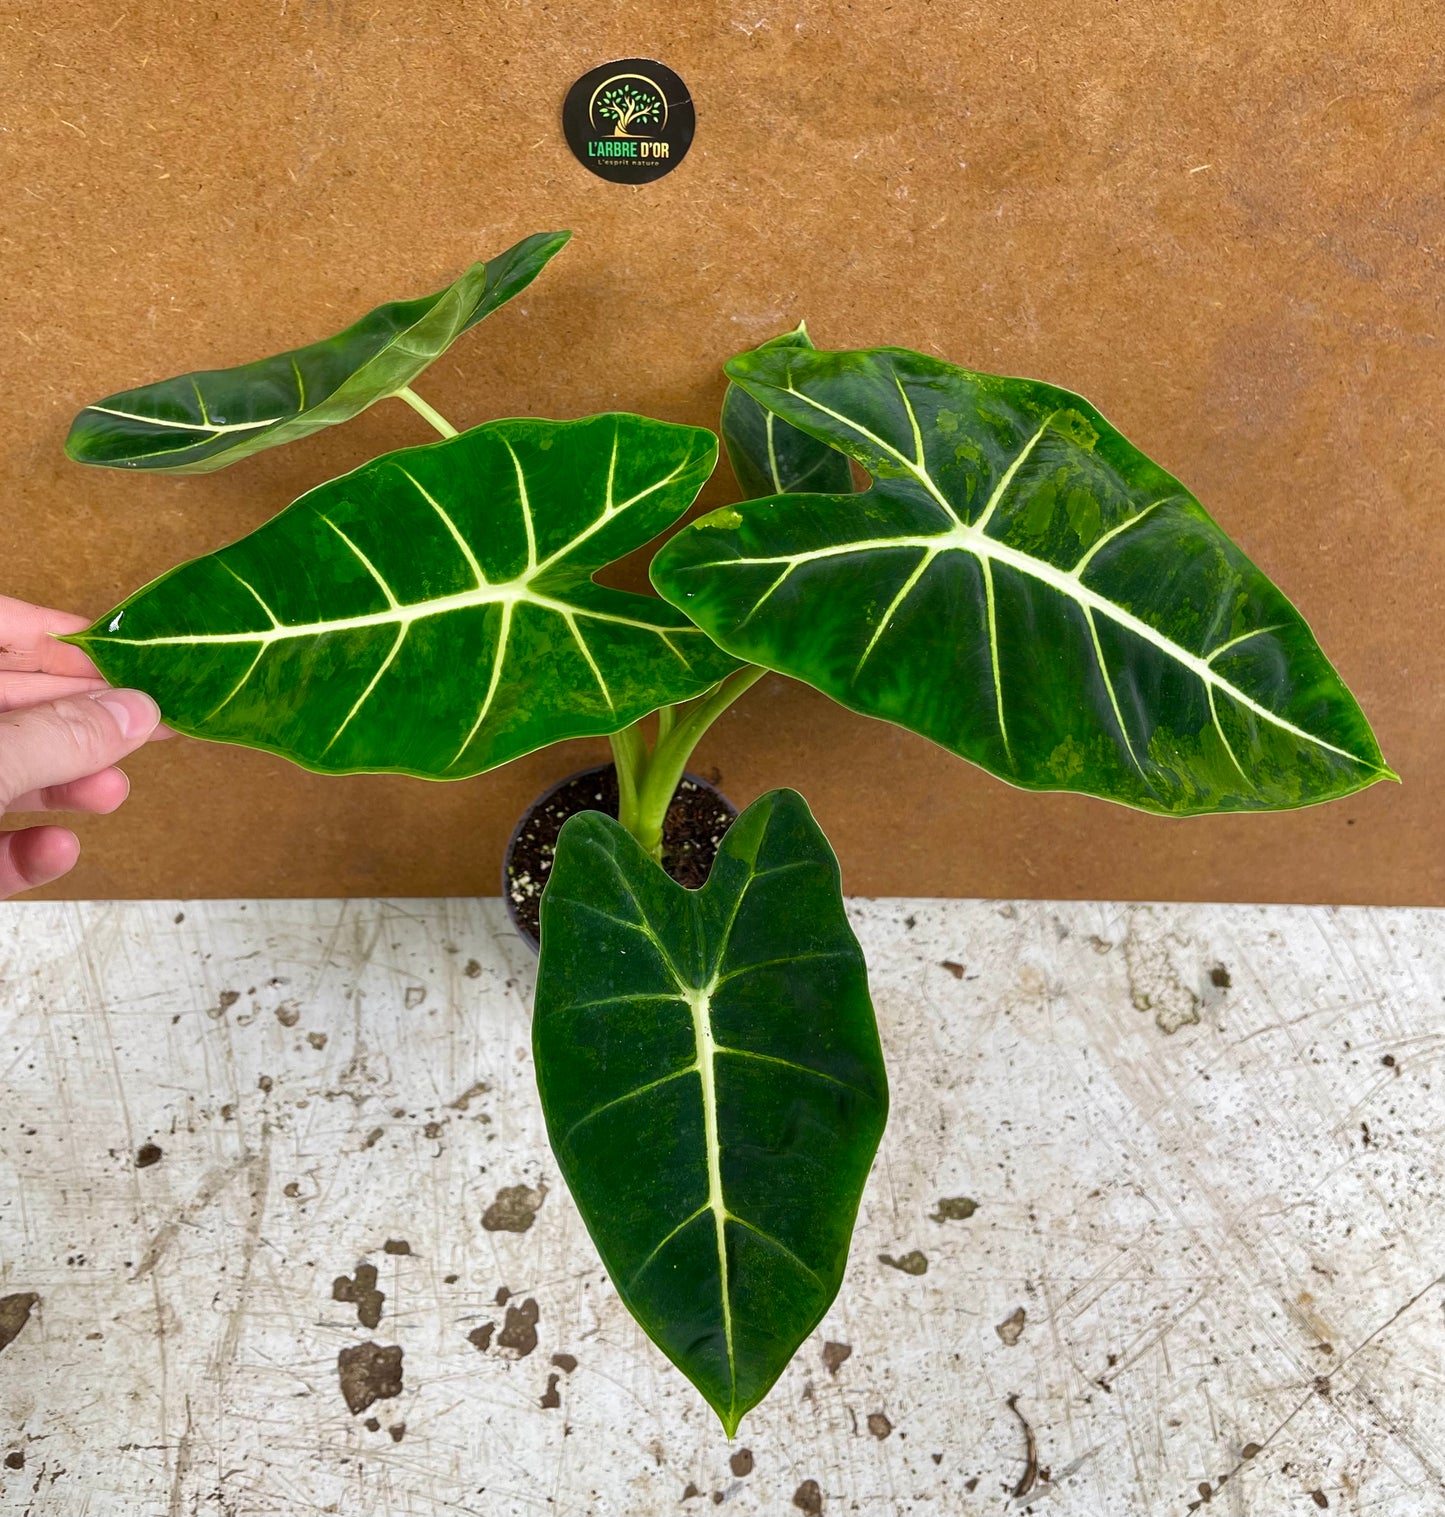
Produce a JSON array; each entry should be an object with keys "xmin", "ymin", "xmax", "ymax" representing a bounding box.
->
[
  {"xmin": 0, "ymin": 595, "xmax": 100, "ymax": 678},
  {"xmin": 0, "ymin": 671, "xmax": 109, "ymax": 712},
  {"xmin": 7, "ymin": 767, "xmax": 130, "ymax": 816},
  {"xmin": 0, "ymin": 671, "xmax": 174, "ymax": 736},
  {"xmin": 0, "ymin": 689, "xmax": 161, "ymax": 808},
  {"xmin": 0, "ymin": 825, "xmax": 81, "ymax": 899}
]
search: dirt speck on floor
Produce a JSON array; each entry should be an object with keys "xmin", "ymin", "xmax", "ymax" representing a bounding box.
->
[
  {"xmin": 792, "ymin": 1477, "xmax": 823, "ymax": 1514},
  {"xmin": 337, "ymin": 1342, "xmax": 404, "ymax": 1415},
  {"xmin": 382, "ymin": 1238, "xmax": 411, "ymax": 1256},
  {"xmin": 551, "ymin": 1352, "xmax": 577, "ymax": 1373},
  {"xmin": 940, "ymin": 961, "xmax": 965, "ymax": 979},
  {"xmin": 388, "ymin": 1422, "xmax": 405, "ymax": 1443},
  {"xmin": 4, "ymin": 1450, "xmax": 23, "ymax": 1470},
  {"xmin": 730, "ymin": 1448, "xmax": 754, "ymax": 1476},
  {"xmin": 1006, "ymin": 1393, "xmax": 1038, "ymax": 1498},
  {"xmin": 540, "ymin": 1373, "xmax": 561, "ymax": 1408},
  {"xmin": 332, "ymin": 1264, "xmax": 384, "ymax": 1330},
  {"xmin": 209, "ymin": 989, "xmax": 241, "ymax": 1019},
  {"xmin": 996, "ymin": 1306, "xmax": 1027, "ymax": 1345},
  {"xmin": 822, "ymin": 1341, "xmax": 851, "ymax": 1375},
  {"xmin": 482, "ymin": 1182, "xmax": 547, "ymax": 1233},
  {"xmin": 867, "ymin": 1413, "xmax": 893, "ymax": 1439},
  {"xmin": 135, "ymin": 1142, "xmax": 163, "ymax": 1169},
  {"xmin": 879, "ymin": 1250, "xmax": 928, "ymax": 1275},
  {"xmin": 448, "ymin": 1080, "xmax": 490, "ymax": 1112},
  {"xmin": 1124, "ymin": 919, "xmax": 1202, "ymax": 1033},
  {"xmin": 930, "ymin": 1196, "xmax": 976, "ymax": 1222},
  {"xmin": 464, "ymin": 959, "xmax": 482, "ymax": 978},
  {"xmin": 0, "ymin": 1294, "xmax": 38, "ymax": 1354},
  {"xmin": 467, "ymin": 1324, "xmax": 494, "ymax": 1352},
  {"xmin": 496, "ymin": 1297, "xmax": 540, "ymax": 1357}
]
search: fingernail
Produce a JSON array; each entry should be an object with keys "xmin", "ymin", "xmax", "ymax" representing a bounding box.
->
[{"xmin": 92, "ymin": 689, "xmax": 161, "ymax": 739}]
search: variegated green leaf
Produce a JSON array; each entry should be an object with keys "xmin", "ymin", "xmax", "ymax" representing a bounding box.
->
[
  {"xmin": 652, "ymin": 345, "xmax": 1393, "ymax": 816},
  {"xmin": 65, "ymin": 231, "xmax": 570, "ymax": 473},
  {"xmin": 66, "ymin": 415, "xmax": 738, "ymax": 776},
  {"xmin": 720, "ymin": 324, "xmax": 855, "ymax": 499},
  {"xmin": 535, "ymin": 788, "xmax": 887, "ymax": 1435}
]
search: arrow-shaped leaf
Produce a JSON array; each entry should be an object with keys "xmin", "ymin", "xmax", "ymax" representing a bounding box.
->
[
  {"xmin": 720, "ymin": 324, "xmax": 856, "ymax": 499},
  {"xmin": 534, "ymin": 789, "xmax": 887, "ymax": 1435},
  {"xmin": 65, "ymin": 231, "xmax": 571, "ymax": 473},
  {"xmin": 653, "ymin": 345, "xmax": 1393, "ymax": 816},
  {"xmin": 66, "ymin": 415, "xmax": 739, "ymax": 777}
]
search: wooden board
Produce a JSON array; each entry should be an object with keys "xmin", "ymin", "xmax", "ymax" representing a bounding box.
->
[
  {"xmin": 2, "ymin": 1, "xmax": 1440, "ymax": 903},
  {"xmin": 3, "ymin": 896, "xmax": 1443, "ymax": 1512}
]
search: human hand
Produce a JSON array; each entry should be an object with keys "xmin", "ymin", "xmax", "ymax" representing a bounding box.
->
[{"xmin": 0, "ymin": 594, "xmax": 170, "ymax": 898}]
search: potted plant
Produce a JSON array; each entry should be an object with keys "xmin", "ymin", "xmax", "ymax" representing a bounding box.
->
[{"xmin": 58, "ymin": 232, "xmax": 1392, "ymax": 1436}]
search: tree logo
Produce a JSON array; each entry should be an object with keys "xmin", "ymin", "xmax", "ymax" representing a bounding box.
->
[
  {"xmin": 562, "ymin": 59, "xmax": 695, "ymax": 184},
  {"xmin": 591, "ymin": 78, "xmax": 665, "ymax": 139}
]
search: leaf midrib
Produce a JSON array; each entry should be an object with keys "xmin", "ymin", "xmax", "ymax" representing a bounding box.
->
[
  {"xmin": 82, "ymin": 571, "xmax": 692, "ymax": 649},
  {"xmin": 694, "ymin": 513, "xmax": 1382, "ymax": 773},
  {"xmin": 685, "ymin": 981, "xmax": 736, "ymax": 1406}
]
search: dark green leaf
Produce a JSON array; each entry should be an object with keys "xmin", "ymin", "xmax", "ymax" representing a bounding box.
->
[
  {"xmin": 535, "ymin": 789, "xmax": 887, "ymax": 1434},
  {"xmin": 66, "ymin": 415, "xmax": 738, "ymax": 776},
  {"xmin": 720, "ymin": 324, "xmax": 855, "ymax": 500},
  {"xmin": 65, "ymin": 231, "xmax": 571, "ymax": 473},
  {"xmin": 653, "ymin": 345, "xmax": 1393, "ymax": 816}
]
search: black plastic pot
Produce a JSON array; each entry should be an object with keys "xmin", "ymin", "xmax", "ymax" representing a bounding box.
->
[{"xmin": 501, "ymin": 762, "xmax": 739, "ymax": 953}]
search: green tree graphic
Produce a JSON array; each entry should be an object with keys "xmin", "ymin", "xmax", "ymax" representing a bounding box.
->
[{"xmin": 596, "ymin": 83, "xmax": 661, "ymax": 138}]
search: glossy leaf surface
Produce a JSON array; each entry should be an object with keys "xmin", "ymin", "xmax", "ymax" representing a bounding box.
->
[
  {"xmin": 67, "ymin": 416, "xmax": 738, "ymax": 777},
  {"xmin": 535, "ymin": 789, "xmax": 887, "ymax": 1434},
  {"xmin": 654, "ymin": 345, "xmax": 1392, "ymax": 815},
  {"xmin": 720, "ymin": 324, "xmax": 856, "ymax": 499},
  {"xmin": 65, "ymin": 232, "xmax": 570, "ymax": 472}
]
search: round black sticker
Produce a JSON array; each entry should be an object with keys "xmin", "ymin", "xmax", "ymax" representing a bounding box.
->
[{"xmin": 562, "ymin": 58, "xmax": 695, "ymax": 184}]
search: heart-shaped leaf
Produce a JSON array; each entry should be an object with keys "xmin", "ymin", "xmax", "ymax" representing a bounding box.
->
[
  {"xmin": 66, "ymin": 415, "xmax": 739, "ymax": 776},
  {"xmin": 534, "ymin": 788, "xmax": 887, "ymax": 1434},
  {"xmin": 720, "ymin": 323, "xmax": 856, "ymax": 499},
  {"xmin": 653, "ymin": 345, "xmax": 1393, "ymax": 815},
  {"xmin": 65, "ymin": 231, "xmax": 571, "ymax": 473}
]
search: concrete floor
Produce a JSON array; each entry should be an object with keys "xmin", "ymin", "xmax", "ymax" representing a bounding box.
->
[{"xmin": 1, "ymin": 897, "xmax": 1442, "ymax": 1515}]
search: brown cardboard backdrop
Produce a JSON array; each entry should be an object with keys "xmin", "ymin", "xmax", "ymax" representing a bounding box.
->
[{"xmin": 2, "ymin": 1, "xmax": 1441, "ymax": 905}]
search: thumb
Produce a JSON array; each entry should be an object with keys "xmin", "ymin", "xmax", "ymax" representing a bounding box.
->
[{"xmin": 0, "ymin": 689, "xmax": 161, "ymax": 808}]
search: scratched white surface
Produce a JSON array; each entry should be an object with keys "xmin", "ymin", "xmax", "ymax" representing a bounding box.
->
[{"xmin": 1, "ymin": 897, "xmax": 1444, "ymax": 1516}]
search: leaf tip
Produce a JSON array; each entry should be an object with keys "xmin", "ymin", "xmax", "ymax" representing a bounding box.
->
[{"xmin": 715, "ymin": 1401, "xmax": 745, "ymax": 1439}]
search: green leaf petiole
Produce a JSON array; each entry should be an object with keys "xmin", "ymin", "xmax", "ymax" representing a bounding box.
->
[
  {"xmin": 609, "ymin": 664, "xmax": 768, "ymax": 862},
  {"xmin": 393, "ymin": 384, "xmax": 459, "ymax": 438}
]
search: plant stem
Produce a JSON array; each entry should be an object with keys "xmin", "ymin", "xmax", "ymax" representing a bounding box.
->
[
  {"xmin": 626, "ymin": 664, "xmax": 768, "ymax": 863},
  {"xmin": 394, "ymin": 385, "xmax": 459, "ymax": 438},
  {"xmin": 609, "ymin": 725, "xmax": 647, "ymax": 841}
]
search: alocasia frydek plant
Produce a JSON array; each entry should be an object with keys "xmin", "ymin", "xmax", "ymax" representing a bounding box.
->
[{"xmin": 59, "ymin": 234, "xmax": 1393, "ymax": 1435}]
